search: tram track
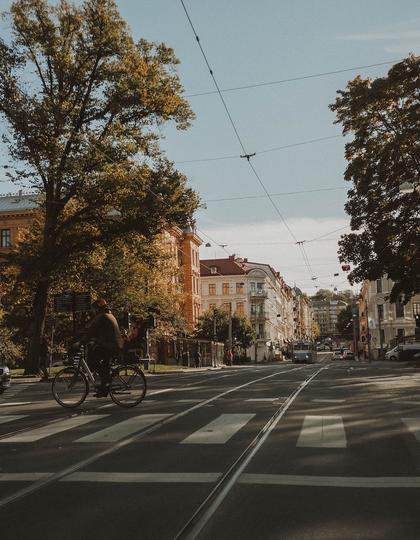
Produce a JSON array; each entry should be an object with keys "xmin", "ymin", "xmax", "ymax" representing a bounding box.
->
[
  {"xmin": 0, "ymin": 364, "xmax": 310, "ymax": 509},
  {"xmin": 175, "ymin": 365, "xmax": 327, "ymax": 539}
]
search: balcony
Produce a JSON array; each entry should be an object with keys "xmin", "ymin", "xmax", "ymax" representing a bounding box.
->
[
  {"xmin": 249, "ymin": 289, "xmax": 268, "ymax": 299},
  {"xmin": 250, "ymin": 311, "xmax": 269, "ymax": 321}
]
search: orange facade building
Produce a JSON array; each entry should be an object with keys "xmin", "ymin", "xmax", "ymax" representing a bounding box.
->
[{"xmin": 0, "ymin": 192, "xmax": 202, "ymax": 330}]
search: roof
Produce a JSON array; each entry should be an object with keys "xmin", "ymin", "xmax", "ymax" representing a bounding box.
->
[
  {"xmin": 200, "ymin": 258, "xmax": 246, "ymax": 277},
  {"xmin": 0, "ymin": 193, "xmax": 39, "ymax": 212}
]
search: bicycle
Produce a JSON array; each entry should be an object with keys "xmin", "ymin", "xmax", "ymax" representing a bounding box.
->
[{"xmin": 52, "ymin": 346, "xmax": 147, "ymax": 408}]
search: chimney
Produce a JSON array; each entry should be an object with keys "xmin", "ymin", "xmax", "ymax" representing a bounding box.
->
[
  {"xmin": 18, "ymin": 189, "xmax": 23, "ymax": 196},
  {"xmin": 244, "ymin": 258, "xmax": 248, "ymax": 262}
]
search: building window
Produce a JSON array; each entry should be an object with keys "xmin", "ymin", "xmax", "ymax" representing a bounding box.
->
[
  {"xmin": 236, "ymin": 302, "xmax": 244, "ymax": 315},
  {"xmin": 209, "ymin": 284, "xmax": 216, "ymax": 296},
  {"xmin": 376, "ymin": 279, "xmax": 382, "ymax": 293},
  {"xmin": 210, "ymin": 266, "xmax": 218, "ymax": 275},
  {"xmin": 222, "ymin": 283, "xmax": 229, "ymax": 295},
  {"xmin": 377, "ymin": 304, "xmax": 384, "ymax": 321},
  {"xmin": 0, "ymin": 229, "xmax": 11, "ymax": 247},
  {"xmin": 258, "ymin": 323, "xmax": 264, "ymax": 338},
  {"xmin": 222, "ymin": 303, "xmax": 231, "ymax": 314},
  {"xmin": 236, "ymin": 282, "xmax": 244, "ymax": 294},
  {"xmin": 395, "ymin": 297, "xmax": 405, "ymax": 318}
]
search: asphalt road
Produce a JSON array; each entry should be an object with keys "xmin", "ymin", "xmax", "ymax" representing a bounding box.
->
[{"xmin": 2, "ymin": 354, "xmax": 420, "ymax": 539}]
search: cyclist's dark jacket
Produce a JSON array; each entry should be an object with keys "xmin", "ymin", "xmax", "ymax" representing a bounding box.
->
[{"xmin": 81, "ymin": 309, "xmax": 123, "ymax": 353}]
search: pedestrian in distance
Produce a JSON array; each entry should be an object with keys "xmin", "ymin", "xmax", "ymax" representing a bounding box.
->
[{"xmin": 194, "ymin": 348, "xmax": 201, "ymax": 368}]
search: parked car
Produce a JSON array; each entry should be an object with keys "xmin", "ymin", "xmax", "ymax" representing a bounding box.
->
[
  {"xmin": 0, "ymin": 365, "xmax": 11, "ymax": 393},
  {"xmin": 344, "ymin": 351, "xmax": 355, "ymax": 360},
  {"xmin": 332, "ymin": 349, "xmax": 343, "ymax": 360},
  {"xmin": 385, "ymin": 343, "xmax": 420, "ymax": 361}
]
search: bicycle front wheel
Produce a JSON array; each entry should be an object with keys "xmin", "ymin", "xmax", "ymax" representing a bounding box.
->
[
  {"xmin": 110, "ymin": 365, "xmax": 146, "ymax": 408},
  {"xmin": 52, "ymin": 367, "xmax": 89, "ymax": 408}
]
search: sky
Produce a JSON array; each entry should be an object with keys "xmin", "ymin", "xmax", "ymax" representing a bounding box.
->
[{"xmin": 0, "ymin": 0, "xmax": 419, "ymax": 294}]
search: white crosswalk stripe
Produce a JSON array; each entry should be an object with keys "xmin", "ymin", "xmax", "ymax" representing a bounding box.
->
[
  {"xmin": 0, "ymin": 415, "xmax": 107, "ymax": 443},
  {"xmin": 297, "ymin": 415, "xmax": 347, "ymax": 448},
  {"xmin": 181, "ymin": 413, "xmax": 255, "ymax": 444},
  {"xmin": 402, "ymin": 418, "xmax": 420, "ymax": 442},
  {"xmin": 0, "ymin": 415, "xmax": 27, "ymax": 425},
  {"xmin": 75, "ymin": 414, "xmax": 170, "ymax": 443}
]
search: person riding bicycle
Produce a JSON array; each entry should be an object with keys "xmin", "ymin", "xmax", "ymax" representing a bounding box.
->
[{"xmin": 74, "ymin": 298, "xmax": 123, "ymax": 397}]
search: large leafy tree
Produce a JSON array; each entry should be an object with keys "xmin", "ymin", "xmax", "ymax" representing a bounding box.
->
[
  {"xmin": 330, "ymin": 55, "xmax": 420, "ymax": 303},
  {"xmin": 196, "ymin": 308, "xmax": 256, "ymax": 349},
  {"xmin": 336, "ymin": 305, "xmax": 354, "ymax": 340},
  {"xmin": 0, "ymin": 0, "xmax": 199, "ymax": 372}
]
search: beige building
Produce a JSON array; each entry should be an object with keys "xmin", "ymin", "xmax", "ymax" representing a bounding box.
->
[
  {"xmin": 312, "ymin": 298, "xmax": 347, "ymax": 339},
  {"xmin": 359, "ymin": 277, "xmax": 420, "ymax": 359},
  {"xmin": 200, "ymin": 255, "xmax": 301, "ymax": 362}
]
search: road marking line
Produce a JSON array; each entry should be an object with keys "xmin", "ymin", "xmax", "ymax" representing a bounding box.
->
[
  {"xmin": 0, "ymin": 473, "xmax": 53, "ymax": 482},
  {"xmin": 312, "ymin": 399, "xmax": 346, "ymax": 404},
  {"xmin": 0, "ymin": 415, "xmax": 107, "ymax": 443},
  {"xmin": 0, "ymin": 365, "xmax": 307, "ymax": 509},
  {"xmin": 0, "ymin": 415, "xmax": 27, "ymax": 425},
  {"xmin": 75, "ymin": 414, "xmax": 171, "ymax": 443},
  {"xmin": 181, "ymin": 414, "xmax": 255, "ymax": 445},
  {"xmin": 0, "ymin": 402, "xmax": 33, "ymax": 407},
  {"xmin": 147, "ymin": 388, "xmax": 174, "ymax": 396},
  {"xmin": 239, "ymin": 474, "xmax": 420, "ymax": 488},
  {"xmin": 245, "ymin": 398, "xmax": 282, "ymax": 402},
  {"xmin": 297, "ymin": 415, "xmax": 347, "ymax": 448},
  {"xmin": 176, "ymin": 399, "xmax": 203, "ymax": 403},
  {"xmin": 402, "ymin": 418, "xmax": 420, "ymax": 442},
  {"xmin": 62, "ymin": 472, "xmax": 222, "ymax": 483}
]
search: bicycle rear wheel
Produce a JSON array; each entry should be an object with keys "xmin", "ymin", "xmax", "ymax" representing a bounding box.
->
[
  {"xmin": 52, "ymin": 367, "xmax": 89, "ymax": 408},
  {"xmin": 110, "ymin": 365, "xmax": 146, "ymax": 408}
]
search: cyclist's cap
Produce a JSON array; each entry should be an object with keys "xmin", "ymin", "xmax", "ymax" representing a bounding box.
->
[{"xmin": 92, "ymin": 298, "xmax": 108, "ymax": 309}]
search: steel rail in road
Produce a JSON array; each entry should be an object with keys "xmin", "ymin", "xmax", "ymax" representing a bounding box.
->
[
  {"xmin": 174, "ymin": 365, "xmax": 327, "ymax": 540},
  {"xmin": 0, "ymin": 364, "xmax": 310, "ymax": 509}
]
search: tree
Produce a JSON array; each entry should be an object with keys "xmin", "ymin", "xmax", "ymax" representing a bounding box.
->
[
  {"xmin": 311, "ymin": 288, "xmax": 355, "ymax": 303},
  {"xmin": 330, "ymin": 55, "xmax": 420, "ymax": 303},
  {"xmin": 0, "ymin": 0, "xmax": 199, "ymax": 372},
  {"xmin": 336, "ymin": 305, "xmax": 355, "ymax": 340},
  {"xmin": 311, "ymin": 319, "xmax": 321, "ymax": 340},
  {"xmin": 195, "ymin": 308, "xmax": 256, "ymax": 349}
]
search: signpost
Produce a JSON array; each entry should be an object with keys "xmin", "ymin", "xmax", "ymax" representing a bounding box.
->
[{"xmin": 53, "ymin": 291, "xmax": 92, "ymax": 338}]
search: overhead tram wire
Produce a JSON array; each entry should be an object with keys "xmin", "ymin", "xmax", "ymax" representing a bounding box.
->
[
  {"xmin": 175, "ymin": 134, "xmax": 342, "ymax": 164},
  {"xmin": 186, "ymin": 59, "xmax": 401, "ymax": 98},
  {"xmin": 180, "ymin": 0, "xmax": 316, "ymax": 282},
  {"xmin": 205, "ymin": 186, "xmax": 347, "ymax": 203}
]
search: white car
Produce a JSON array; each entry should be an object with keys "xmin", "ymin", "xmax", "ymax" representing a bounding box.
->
[{"xmin": 385, "ymin": 344, "xmax": 420, "ymax": 361}]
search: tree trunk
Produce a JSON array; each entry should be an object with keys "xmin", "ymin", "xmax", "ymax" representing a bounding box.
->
[{"xmin": 25, "ymin": 277, "xmax": 51, "ymax": 375}]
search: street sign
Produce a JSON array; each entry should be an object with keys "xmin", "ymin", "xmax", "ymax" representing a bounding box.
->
[{"xmin": 53, "ymin": 292, "xmax": 91, "ymax": 313}]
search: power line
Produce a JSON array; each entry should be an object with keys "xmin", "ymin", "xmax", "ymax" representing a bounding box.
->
[
  {"xmin": 186, "ymin": 59, "xmax": 401, "ymax": 98},
  {"xmin": 180, "ymin": 0, "xmax": 318, "ymax": 283},
  {"xmin": 175, "ymin": 134, "xmax": 341, "ymax": 164},
  {"xmin": 205, "ymin": 186, "xmax": 346, "ymax": 202}
]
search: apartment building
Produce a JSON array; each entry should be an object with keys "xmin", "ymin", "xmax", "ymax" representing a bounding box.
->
[
  {"xmin": 0, "ymin": 192, "xmax": 202, "ymax": 329},
  {"xmin": 359, "ymin": 277, "xmax": 420, "ymax": 359},
  {"xmin": 312, "ymin": 298, "xmax": 347, "ymax": 339},
  {"xmin": 200, "ymin": 255, "xmax": 301, "ymax": 362}
]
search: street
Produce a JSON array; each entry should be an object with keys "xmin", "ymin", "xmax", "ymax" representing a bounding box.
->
[{"xmin": 2, "ymin": 354, "xmax": 420, "ymax": 539}]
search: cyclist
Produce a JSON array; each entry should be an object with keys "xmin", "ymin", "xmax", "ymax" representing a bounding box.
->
[{"xmin": 74, "ymin": 298, "xmax": 123, "ymax": 397}]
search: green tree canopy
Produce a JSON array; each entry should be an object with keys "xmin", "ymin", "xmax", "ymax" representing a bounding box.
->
[
  {"xmin": 336, "ymin": 305, "xmax": 355, "ymax": 340},
  {"xmin": 0, "ymin": 0, "xmax": 199, "ymax": 372},
  {"xmin": 196, "ymin": 308, "xmax": 256, "ymax": 349},
  {"xmin": 330, "ymin": 55, "xmax": 420, "ymax": 303}
]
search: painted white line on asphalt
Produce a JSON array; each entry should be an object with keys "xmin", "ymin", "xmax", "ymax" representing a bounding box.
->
[
  {"xmin": 62, "ymin": 472, "xmax": 222, "ymax": 483},
  {"xmin": 402, "ymin": 418, "xmax": 420, "ymax": 442},
  {"xmin": 0, "ymin": 415, "xmax": 107, "ymax": 443},
  {"xmin": 0, "ymin": 365, "xmax": 307, "ymax": 509},
  {"xmin": 239, "ymin": 474, "xmax": 420, "ymax": 488},
  {"xmin": 245, "ymin": 398, "xmax": 281, "ymax": 402},
  {"xmin": 312, "ymin": 399, "xmax": 346, "ymax": 404},
  {"xmin": 147, "ymin": 388, "xmax": 174, "ymax": 396},
  {"xmin": 176, "ymin": 399, "xmax": 203, "ymax": 403},
  {"xmin": 76, "ymin": 414, "xmax": 171, "ymax": 443},
  {"xmin": 297, "ymin": 415, "xmax": 347, "ymax": 448},
  {"xmin": 0, "ymin": 415, "xmax": 27, "ymax": 425},
  {"xmin": 0, "ymin": 402, "xmax": 33, "ymax": 408},
  {"xmin": 0, "ymin": 473, "xmax": 53, "ymax": 482},
  {"xmin": 181, "ymin": 414, "xmax": 255, "ymax": 445}
]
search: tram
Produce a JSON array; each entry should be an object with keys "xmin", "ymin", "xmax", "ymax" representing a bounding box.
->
[{"xmin": 291, "ymin": 340, "xmax": 317, "ymax": 364}]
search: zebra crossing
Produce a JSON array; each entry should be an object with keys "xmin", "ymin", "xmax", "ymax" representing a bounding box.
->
[
  {"xmin": 0, "ymin": 383, "xmax": 31, "ymax": 405},
  {"xmin": 2, "ymin": 413, "xmax": 420, "ymax": 449}
]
